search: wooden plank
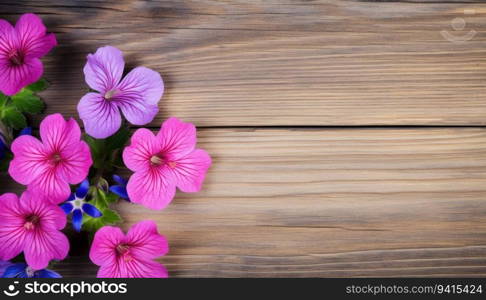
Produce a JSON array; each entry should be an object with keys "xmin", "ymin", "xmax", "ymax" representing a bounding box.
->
[
  {"xmin": 1, "ymin": 0, "xmax": 486, "ymax": 126},
  {"xmin": 1, "ymin": 128, "xmax": 486, "ymax": 277}
]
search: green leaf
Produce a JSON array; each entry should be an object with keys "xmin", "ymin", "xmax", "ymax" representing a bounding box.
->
[
  {"xmin": 26, "ymin": 78, "xmax": 49, "ymax": 92},
  {"xmin": 106, "ymin": 126, "xmax": 130, "ymax": 150},
  {"xmin": 84, "ymin": 135, "xmax": 105, "ymax": 169},
  {"xmin": 11, "ymin": 89, "xmax": 44, "ymax": 114},
  {"xmin": 94, "ymin": 188, "xmax": 108, "ymax": 209},
  {"xmin": 100, "ymin": 209, "xmax": 122, "ymax": 224},
  {"xmin": 84, "ymin": 135, "xmax": 102, "ymax": 156},
  {"xmin": 83, "ymin": 208, "xmax": 122, "ymax": 232},
  {"xmin": 1, "ymin": 106, "xmax": 27, "ymax": 129},
  {"xmin": 92, "ymin": 188, "xmax": 118, "ymax": 206},
  {"xmin": 0, "ymin": 93, "xmax": 7, "ymax": 106},
  {"xmin": 81, "ymin": 188, "xmax": 122, "ymax": 232},
  {"xmin": 105, "ymin": 192, "xmax": 119, "ymax": 204}
]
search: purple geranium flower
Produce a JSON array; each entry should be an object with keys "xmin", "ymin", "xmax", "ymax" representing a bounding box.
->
[
  {"xmin": 0, "ymin": 13, "xmax": 57, "ymax": 95},
  {"xmin": 77, "ymin": 46, "xmax": 164, "ymax": 139},
  {"xmin": 0, "ymin": 192, "xmax": 69, "ymax": 270},
  {"xmin": 60, "ymin": 179, "xmax": 102, "ymax": 232}
]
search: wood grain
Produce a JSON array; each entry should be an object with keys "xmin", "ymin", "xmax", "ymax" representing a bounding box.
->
[
  {"xmin": 1, "ymin": 0, "xmax": 486, "ymax": 126},
  {"xmin": 1, "ymin": 128, "xmax": 485, "ymax": 277}
]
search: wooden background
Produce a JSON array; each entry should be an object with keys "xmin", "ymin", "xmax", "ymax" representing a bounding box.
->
[{"xmin": 1, "ymin": 0, "xmax": 486, "ymax": 277}]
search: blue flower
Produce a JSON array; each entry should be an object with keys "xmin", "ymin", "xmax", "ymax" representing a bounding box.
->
[
  {"xmin": 0, "ymin": 260, "xmax": 12, "ymax": 276},
  {"xmin": 60, "ymin": 179, "xmax": 102, "ymax": 232},
  {"xmin": 109, "ymin": 175, "xmax": 130, "ymax": 201},
  {"xmin": 18, "ymin": 127, "xmax": 32, "ymax": 136},
  {"xmin": 2, "ymin": 263, "xmax": 61, "ymax": 278}
]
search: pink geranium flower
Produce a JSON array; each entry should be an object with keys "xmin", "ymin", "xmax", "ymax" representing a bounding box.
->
[
  {"xmin": 8, "ymin": 114, "xmax": 92, "ymax": 204},
  {"xmin": 89, "ymin": 220, "xmax": 169, "ymax": 278},
  {"xmin": 0, "ymin": 192, "xmax": 69, "ymax": 270},
  {"xmin": 78, "ymin": 46, "xmax": 164, "ymax": 139},
  {"xmin": 123, "ymin": 117, "xmax": 211, "ymax": 210},
  {"xmin": 0, "ymin": 13, "xmax": 56, "ymax": 95}
]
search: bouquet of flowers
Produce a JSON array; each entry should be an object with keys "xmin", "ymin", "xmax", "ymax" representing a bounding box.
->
[{"xmin": 0, "ymin": 13, "xmax": 211, "ymax": 278}]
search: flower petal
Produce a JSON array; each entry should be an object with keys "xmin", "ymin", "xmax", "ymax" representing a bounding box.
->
[
  {"xmin": 0, "ymin": 19, "xmax": 13, "ymax": 37},
  {"xmin": 2, "ymin": 263, "xmax": 26, "ymax": 278},
  {"xmin": 58, "ymin": 141, "xmax": 92, "ymax": 184},
  {"xmin": 97, "ymin": 258, "xmax": 168, "ymax": 278},
  {"xmin": 27, "ymin": 168, "xmax": 71, "ymax": 204},
  {"xmin": 157, "ymin": 117, "xmax": 197, "ymax": 160},
  {"xmin": 72, "ymin": 209, "xmax": 83, "ymax": 232},
  {"xmin": 113, "ymin": 175, "xmax": 127, "ymax": 186},
  {"xmin": 115, "ymin": 66, "xmax": 163, "ymax": 125},
  {"xmin": 126, "ymin": 169, "xmax": 176, "ymax": 210},
  {"xmin": 172, "ymin": 149, "xmax": 212, "ymax": 193},
  {"xmin": 0, "ymin": 20, "xmax": 15, "ymax": 61},
  {"xmin": 59, "ymin": 202, "xmax": 73, "ymax": 214},
  {"xmin": 126, "ymin": 220, "xmax": 169, "ymax": 260},
  {"xmin": 122, "ymin": 128, "xmax": 159, "ymax": 172},
  {"xmin": 20, "ymin": 191, "xmax": 66, "ymax": 230},
  {"xmin": 82, "ymin": 203, "xmax": 102, "ymax": 218},
  {"xmin": 0, "ymin": 260, "xmax": 13, "ymax": 277},
  {"xmin": 78, "ymin": 92, "xmax": 122, "ymax": 139},
  {"xmin": 84, "ymin": 46, "xmax": 124, "ymax": 93},
  {"xmin": 15, "ymin": 13, "xmax": 57, "ymax": 58},
  {"xmin": 39, "ymin": 114, "xmax": 81, "ymax": 153},
  {"xmin": 8, "ymin": 135, "xmax": 48, "ymax": 185},
  {"xmin": 24, "ymin": 229, "xmax": 69, "ymax": 270},
  {"xmin": 117, "ymin": 97, "xmax": 158, "ymax": 126},
  {"xmin": 19, "ymin": 127, "xmax": 32, "ymax": 136},
  {"xmin": 0, "ymin": 194, "xmax": 25, "ymax": 261},
  {"xmin": 109, "ymin": 185, "xmax": 129, "ymax": 200},
  {"xmin": 89, "ymin": 226, "xmax": 124, "ymax": 267},
  {"xmin": 0, "ymin": 57, "xmax": 43, "ymax": 96},
  {"xmin": 75, "ymin": 179, "xmax": 90, "ymax": 199},
  {"xmin": 117, "ymin": 66, "xmax": 164, "ymax": 106}
]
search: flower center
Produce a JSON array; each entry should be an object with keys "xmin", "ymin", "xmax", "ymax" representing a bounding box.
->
[
  {"xmin": 116, "ymin": 243, "xmax": 133, "ymax": 261},
  {"xmin": 24, "ymin": 214, "xmax": 40, "ymax": 230},
  {"xmin": 104, "ymin": 89, "xmax": 118, "ymax": 100},
  {"xmin": 150, "ymin": 155, "xmax": 163, "ymax": 165},
  {"xmin": 73, "ymin": 199, "xmax": 83, "ymax": 208},
  {"xmin": 25, "ymin": 266, "xmax": 35, "ymax": 278},
  {"xmin": 116, "ymin": 243, "xmax": 129, "ymax": 254},
  {"xmin": 50, "ymin": 153, "xmax": 62, "ymax": 164},
  {"xmin": 150, "ymin": 154, "xmax": 177, "ymax": 168},
  {"xmin": 8, "ymin": 50, "xmax": 24, "ymax": 66}
]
